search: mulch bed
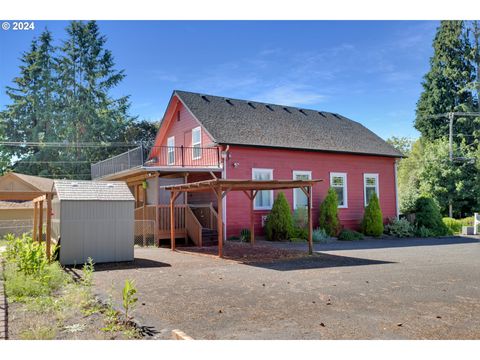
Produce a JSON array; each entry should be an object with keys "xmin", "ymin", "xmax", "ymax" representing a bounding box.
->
[{"xmin": 177, "ymin": 241, "xmax": 309, "ymax": 263}]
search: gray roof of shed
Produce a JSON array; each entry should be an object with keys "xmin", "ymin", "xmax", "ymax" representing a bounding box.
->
[
  {"xmin": 174, "ymin": 90, "xmax": 403, "ymax": 158},
  {"xmin": 54, "ymin": 180, "xmax": 135, "ymax": 201}
]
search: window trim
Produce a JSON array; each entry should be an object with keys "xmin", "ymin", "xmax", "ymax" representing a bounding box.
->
[
  {"xmin": 167, "ymin": 136, "xmax": 175, "ymax": 165},
  {"xmin": 191, "ymin": 126, "xmax": 202, "ymax": 160},
  {"xmin": 252, "ymin": 168, "xmax": 274, "ymax": 210},
  {"xmin": 364, "ymin": 173, "xmax": 379, "ymax": 207},
  {"xmin": 293, "ymin": 170, "xmax": 312, "ymax": 209},
  {"xmin": 330, "ymin": 172, "xmax": 348, "ymax": 209}
]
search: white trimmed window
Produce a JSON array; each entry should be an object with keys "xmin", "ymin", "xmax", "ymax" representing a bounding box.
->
[
  {"xmin": 192, "ymin": 126, "xmax": 202, "ymax": 160},
  {"xmin": 252, "ymin": 168, "xmax": 273, "ymax": 210},
  {"xmin": 364, "ymin": 173, "xmax": 379, "ymax": 206},
  {"xmin": 330, "ymin": 172, "xmax": 348, "ymax": 208},
  {"xmin": 293, "ymin": 171, "xmax": 312, "ymax": 209},
  {"xmin": 167, "ymin": 136, "xmax": 175, "ymax": 165}
]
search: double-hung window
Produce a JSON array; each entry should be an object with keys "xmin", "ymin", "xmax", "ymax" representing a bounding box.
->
[
  {"xmin": 330, "ymin": 172, "xmax": 348, "ymax": 208},
  {"xmin": 192, "ymin": 126, "xmax": 202, "ymax": 160},
  {"xmin": 252, "ymin": 168, "xmax": 273, "ymax": 210},
  {"xmin": 293, "ymin": 171, "xmax": 312, "ymax": 209},
  {"xmin": 167, "ymin": 136, "xmax": 175, "ymax": 165},
  {"xmin": 364, "ymin": 173, "xmax": 379, "ymax": 206}
]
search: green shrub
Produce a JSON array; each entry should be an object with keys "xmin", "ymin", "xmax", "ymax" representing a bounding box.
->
[
  {"xmin": 459, "ymin": 217, "xmax": 474, "ymax": 227},
  {"xmin": 319, "ymin": 188, "xmax": 341, "ymax": 236},
  {"xmin": 384, "ymin": 218, "xmax": 415, "ymax": 237},
  {"xmin": 265, "ymin": 192, "xmax": 294, "ymax": 241},
  {"xmin": 239, "ymin": 228, "xmax": 251, "ymax": 242},
  {"xmin": 312, "ymin": 228, "xmax": 330, "ymax": 243},
  {"xmin": 414, "ymin": 196, "xmax": 448, "ymax": 236},
  {"xmin": 442, "ymin": 217, "xmax": 461, "ymax": 235},
  {"xmin": 291, "ymin": 227, "xmax": 308, "ymax": 241},
  {"xmin": 338, "ymin": 229, "xmax": 364, "ymax": 241},
  {"xmin": 415, "ymin": 225, "xmax": 436, "ymax": 238},
  {"xmin": 361, "ymin": 193, "xmax": 384, "ymax": 237}
]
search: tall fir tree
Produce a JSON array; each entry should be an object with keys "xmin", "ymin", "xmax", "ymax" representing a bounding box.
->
[
  {"xmin": 55, "ymin": 20, "xmax": 135, "ymax": 178},
  {"xmin": 415, "ymin": 21, "xmax": 475, "ymax": 142},
  {"xmin": 2, "ymin": 29, "xmax": 58, "ymax": 177}
]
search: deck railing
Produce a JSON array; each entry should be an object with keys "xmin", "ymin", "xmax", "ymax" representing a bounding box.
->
[
  {"xmin": 91, "ymin": 145, "xmax": 222, "ymax": 179},
  {"xmin": 91, "ymin": 146, "xmax": 145, "ymax": 179},
  {"xmin": 146, "ymin": 146, "xmax": 221, "ymax": 169}
]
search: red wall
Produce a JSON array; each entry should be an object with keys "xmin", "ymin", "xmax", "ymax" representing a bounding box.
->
[
  {"xmin": 150, "ymin": 100, "xmax": 216, "ymax": 166},
  {"xmin": 224, "ymin": 145, "xmax": 397, "ymax": 238}
]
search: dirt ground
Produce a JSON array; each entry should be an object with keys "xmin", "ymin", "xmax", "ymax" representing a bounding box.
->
[{"xmin": 92, "ymin": 238, "xmax": 480, "ymax": 340}]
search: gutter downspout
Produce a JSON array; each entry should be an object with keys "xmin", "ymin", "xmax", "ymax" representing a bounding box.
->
[
  {"xmin": 394, "ymin": 159, "xmax": 399, "ymax": 219},
  {"xmin": 221, "ymin": 145, "xmax": 229, "ymax": 242}
]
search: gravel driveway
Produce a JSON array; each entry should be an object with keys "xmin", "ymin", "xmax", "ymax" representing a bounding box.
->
[{"xmin": 91, "ymin": 237, "xmax": 480, "ymax": 339}]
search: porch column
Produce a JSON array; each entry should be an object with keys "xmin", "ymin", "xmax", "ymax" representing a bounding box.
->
[
  {"xmin": 143, "ymin": 184, "xmax": 147, "ymax": 246},
  {"xmin": 33, "ymin": 201, "xmax": 38, "ymax": 242},
  {"xmin": 38, "ymin": 200, "xmax": 44, "ymax": 243},
  {"xmin": 216, "ymin": 187, "xmax": 223, "ymax": 258},
  {"xmin": 170, "ymin": 190, "xmax": 176, "ymax": 251}
]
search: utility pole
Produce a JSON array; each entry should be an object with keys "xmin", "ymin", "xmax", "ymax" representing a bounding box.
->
[
  {"xmin": 448, "ymin": 112, "xmax": 454, "ymax": 218},
  {"xmin": 426, "ymin": 111, "xmax": 480, "ymax": 218}
]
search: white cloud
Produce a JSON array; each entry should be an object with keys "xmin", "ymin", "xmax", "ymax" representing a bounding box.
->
[{"xmin": 254, "ymin": 85, "xmax": 327, "ymax": 106}]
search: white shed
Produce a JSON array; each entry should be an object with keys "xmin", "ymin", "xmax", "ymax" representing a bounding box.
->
[{"xmin": 52, "ymin": 180, "xmax": 135, "ymax": 265}]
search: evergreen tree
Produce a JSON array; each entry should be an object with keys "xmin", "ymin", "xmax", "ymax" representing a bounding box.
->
[
  {"xmin": 415, "ymin": 21, "xmax": 475, "ymax": 142},
  {"xmin": 361, "ymin": 193, "xmax": 384, "ymax": 237},
  {"xmin": 55, "ymin": 20, "xmax": 135, "ymax": 178},
  {"xmin": 265, "ymin": 192, "xmax": 294, "ymax": 241},
  {"xmin": 318, "ymin": 188, "xmax": 341, "ymax": 236},
  {"xmin": 2, "ymin": 30, "xmax": 58, "ymax": 177}
]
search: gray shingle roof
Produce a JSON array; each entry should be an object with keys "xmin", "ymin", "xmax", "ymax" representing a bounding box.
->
[
  {"xmin": 12, "ymin": 172, "xmax": 54, "ymax": 192},
  {"xmin": 174, "ymin": 90, "xmax": 403, "ymax": 158},
  {"xmin": 54, "ymin": 180, "xmax": 134, "ymax": 201}
]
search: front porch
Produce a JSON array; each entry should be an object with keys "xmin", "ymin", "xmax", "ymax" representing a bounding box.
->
[{"xmin": 90, "ymin": 145, "xmax": 224, "ymax": 247}]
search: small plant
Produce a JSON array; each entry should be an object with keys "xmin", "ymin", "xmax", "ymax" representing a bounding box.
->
[
  {"xmin": 312, "ymin": 228, "xmax": 330, "ymax": 243},
  {"xmin": 319, "ymin": 188, "xmax": 341, "ymax": 236},
  {"xmin": 384, "ymin": 218, "xmax": 415, "ymax": 238},
  {"xmin": 291, "ymin": 226, "xmax": 308, "ymax": 241},
  {"xmin": 361, "ymin": 193, "xmax": 384, "ymax": 237},
  {"xmin": 122, "ymin": 279, "xmax": 138, "ymax": 322},
  {"xmin": 239, "ymin": 228, "xmax": 251, "ymax": 242},
  {"xmin": 293, "ymin": 207, "xmax": 308, "ymax": 229},
  {"xmin": 414, "ymin": 196, "xmax": 448, "ymax": 236},
  {"xmin": 338, "ymin": 229, "xmax": 364, "ymax": 241},
  {"xmin": 82, "ymin": 257, "xmax": 95, "ymax": 287},
  {"xmin": 265, "ymin": 192, "xmax": 294, "ymax": 241},
  {"xmin": 415, "ymin": 225, "xmax": 436, "ymax": 238}
]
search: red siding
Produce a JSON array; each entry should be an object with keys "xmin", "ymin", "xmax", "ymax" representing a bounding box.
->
[
  {"xmin": 159, "ymin": 102, "xmax": 214, "ymax": 148},
  {"xmin": 150, "ymin": 99, "xmax": 216, "ymax": 167},
  {"xmin": 224, "ymin": 145, "xmax": 397, "ymax": 238}
]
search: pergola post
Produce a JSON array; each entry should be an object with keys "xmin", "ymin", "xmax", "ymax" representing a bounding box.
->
[
  {"xmin": 216, "ymin": 187, "xmax": 223, "ymax": 258},
  {"xmin": 307, "ymin": 186, "xmax": 313, "ymax": 255},
  {"xmin": 170, "ymin": 191, "xmax": 176, "ymax": 251},
  {"xmin": 38, "ymin": 200, "xmax": 44, "ymax": 243},
  {"xmin": 143, "ymin": 184, "xmax": 147, "ymax": 246},
  {"xmin": 33, "ymin": 201, "xmax": 38, "ymax": 242},
  {"xmin": 243, "ymin": 190, "xmax": 258, "ymax": 245},
  {"xmin": 46, "ymin": 193, "xmax": 52, "ymax": 260}
]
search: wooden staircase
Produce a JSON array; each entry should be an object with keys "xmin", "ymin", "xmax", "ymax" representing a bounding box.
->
[{"xmin": 201, "ymin": 228, "xmax": 218, "ymax": 246}]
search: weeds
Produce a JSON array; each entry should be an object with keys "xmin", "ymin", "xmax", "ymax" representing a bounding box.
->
[
  {"xmin": 82, "ymin": 257, "xmax": 95, "ymax": 287},
  {"xmin": 122, "ymin": 279, "xmax": 138, "ymax": 321}
]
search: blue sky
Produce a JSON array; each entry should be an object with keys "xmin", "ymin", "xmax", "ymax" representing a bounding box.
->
[{"xmin": 0, "ymin": 20, "xmax": 439, "ymax": 140}]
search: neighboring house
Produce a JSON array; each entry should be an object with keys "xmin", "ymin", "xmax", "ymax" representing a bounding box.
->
[
  {"xmin": 0, "ymin": 172, "xmax": 54, "ymax": 236},
  {"xmin": 91, "ymin": 90, "xmax": 403, "ymax": 244}
]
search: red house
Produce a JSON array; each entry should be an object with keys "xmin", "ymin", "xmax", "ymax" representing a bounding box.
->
[{"xmin": 92, "ymin": 90, "xmax": 403, "ymax": 245}]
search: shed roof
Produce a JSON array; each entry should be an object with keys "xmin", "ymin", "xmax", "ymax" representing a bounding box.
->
[
  {"xmin": 174, "ymin": 90, "xmax": 403, "ymax": 158},
  {"xmin": 54, "ymin": 180, "xmax": 135, "ymax": 201},
  {"xmin": 1, "ymin": 172, "xmax": 54, "ymax": 192}
]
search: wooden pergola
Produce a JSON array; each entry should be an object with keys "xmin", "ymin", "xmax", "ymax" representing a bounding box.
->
[
  {"xmin": 162, "ymin": 178, "xmax": 323, "ymax": 258},
  {"xmin": 0, "ymin": 190, "xmax": 55, "ymax": 260}
]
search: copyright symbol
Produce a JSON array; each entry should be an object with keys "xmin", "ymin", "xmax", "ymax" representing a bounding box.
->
[{"xmin": 2, "ymin": 22, "xmax": 10, "ymax": 30}]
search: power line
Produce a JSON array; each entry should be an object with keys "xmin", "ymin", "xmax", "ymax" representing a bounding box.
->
[{"xmin": 0, "ymin": 141, "xmax": 141, "ymax": 148}]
